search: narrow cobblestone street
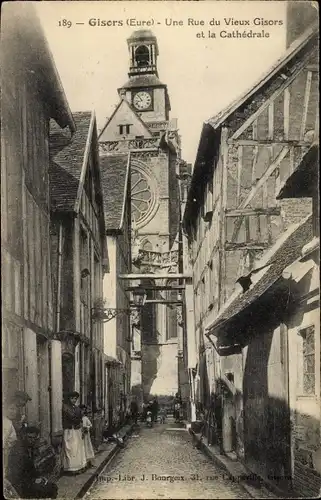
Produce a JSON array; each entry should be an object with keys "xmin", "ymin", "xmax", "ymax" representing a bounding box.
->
[{"xmin": 86, "ymin": 418, "xmax": 251, "ymax": 499}]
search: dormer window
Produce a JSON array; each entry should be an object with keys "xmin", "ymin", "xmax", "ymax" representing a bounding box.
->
[
  {"xmin": 135, "ymin": 45, "xmax": 150, "ymax": 67},
  {"xmin": 119, "ymin": 124, "xmax": 132, "ymax": 135}
]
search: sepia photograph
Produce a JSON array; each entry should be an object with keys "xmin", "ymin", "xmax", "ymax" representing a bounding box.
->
[{"xmin": 1, "ymin": 1, "xmax": 319, "ymax": 499}]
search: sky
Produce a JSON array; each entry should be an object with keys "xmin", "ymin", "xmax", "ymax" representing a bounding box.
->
[{"xmin": 35, "ymin": 0, "xmax": 287, "ymax": 164}]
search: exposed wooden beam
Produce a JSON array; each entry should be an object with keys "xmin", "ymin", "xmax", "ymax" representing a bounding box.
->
[
  {"xmin": 225, "ymin": 207, "xmax": 281, "ymax": 217},
  {"xmin": 119, "ymin": 273, "xmax": 192, "ymax": 280},
  {"xmin": 225, "ymin": 241, "xmax": 269, "ymax": 250},
  {"xmin": 238, "ymin": 146, "xmax": 290, "ymax": 209},
  {"xmin": 144, "ymin": 300, "xmax": 183, "ymax": 304},
  {"xmin": 283, "ymin": 88, "xmax": 290, "ymax": 140},
  {"xmin": 251, "ymin": 146, "xmax": 259, "ymax": 185},
  {"xmin": 231, "ymin": 216, "xmax": 244, "ymax": 243},
  {"xmin": 227, "ymin": 139, "xmax": 309, "ymax": 146},
  {"xmin": 314, "ymin": 106, "xmax": 319, "ymax": 138},
  {"xmin": 237, "ymin": 146, "xmax": 243, "ymax": 204},
  {"xmin": 126, "ymin": 285, "xmax": 185, "ymax": 291},
  {"xmin": 252, "ymin": 119, "xmax": 258, "ymax": 140},
  {"xmin": 268, "ymin": 102, "xmax": 274, "ymax": 141},
  {"xmin": 306, "ymin": 64, "xmax": 319, "ymax": 72},
  {"xmin": 231, "ymin": 52, "xmax": 314, "ymax": 141},
  {"xmin": 300, "ymin": 71, "xmax": 313, "ymax": 141},
  {"xmin": 289, "ymin": 145, "xmax": 295, "ymax": 174}
]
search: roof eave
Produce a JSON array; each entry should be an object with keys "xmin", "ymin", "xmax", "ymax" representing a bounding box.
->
[
  {"xmin": 211, "ymin": 276, "xmax": 292, "ymax": 344},
  {"xmin": 182, "ymin": 124, "xmax": 221, "ymax": 230},
  {"xmin": 73, "ymin": 111, "xmax": 95, "ymax": 213},
  {"xmin": 207, "ymin": 23, "xmax": 319, "ymax": 131},
  {"xmin": 119, "ymin": 153, "xmax": 131, "ymax": 230}
]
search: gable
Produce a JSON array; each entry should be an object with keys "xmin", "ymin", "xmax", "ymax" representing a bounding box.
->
[
  {"xmin": 99, "ymin": 99, "xmax": 152, "ymax": 142},
  {"xmin": 230, "ymin": 48, "xmax": 318, "ymax": 142},
  {"xmin": 207, "ymin": 24, "xmax": 318, "ymax": 133}
]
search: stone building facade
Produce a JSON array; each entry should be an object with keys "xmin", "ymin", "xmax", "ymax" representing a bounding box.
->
[{"xmin": 99, "ymin": 29, "xmax": 186, "ymax": 404}]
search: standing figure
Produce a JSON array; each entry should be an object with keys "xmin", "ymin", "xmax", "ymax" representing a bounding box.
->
[
  {"xmin": 173, "ymin": 393, "xmax": 181, "ymax": 423},
  {"xmin": 130, "ymin": 397, "xmax": 139, "ymax": 424},
  {"xmin": 3, "ymin": 400, "xmax": 19, "ymax": 498},
  {"xmin": 80, "ymin": 405, "xmax": 95, "ymax": 468},
  {"xmin": 142, "ymin": 401, "xmax": 147, "ymax": 422},
  {"xmin": 151, "ymin": 397, "xmax": 159, "ymax": 423},
  {"xmin": 62, "ymin": 392, "xmax": 86, "ymax": 474},
  {"xmin": 3, "ymin": 401, "xmax": 18, "ymax": 463},
  {"xmin": 11, "ymin": 391, "xmax": 32, "ymax": 439}
]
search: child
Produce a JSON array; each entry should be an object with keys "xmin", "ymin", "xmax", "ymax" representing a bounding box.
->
[
  {"xmin": 159, "ymin": 407, "xmax": 166, "ymax": 424},
  {"xmin": 80, "ymin": 406, "xmax": 95, "ymax": 468}
]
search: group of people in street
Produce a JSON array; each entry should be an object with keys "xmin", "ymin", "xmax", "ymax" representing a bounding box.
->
[
  {"xmin": 141, "ymin": 397, "xmax": 159, "ymax": 423},
  {"xmin": 3, "ymin": 390, "xmax": 97, "ymax": 499},
  {"xmin": 3, "ymin": 391, "xmax": 180, "ymax": 498}
]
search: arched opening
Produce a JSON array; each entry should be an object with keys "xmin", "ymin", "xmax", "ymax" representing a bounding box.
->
[
  {"xmin": 135, "ymin": 45, "xmax": 150, "ymax": 67},
  {"xmin": 142, "ymin": 239, "xmax": 153, "ymax": 252}
]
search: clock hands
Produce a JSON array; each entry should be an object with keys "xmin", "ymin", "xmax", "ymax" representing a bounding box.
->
[{"xmin": 134, "ymin": 92, "xmax": 151, "ymax": 110}]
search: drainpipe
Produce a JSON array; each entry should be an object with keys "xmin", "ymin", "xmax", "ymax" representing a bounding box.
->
[{"xmin": 56, "ymin": 223, "xmax": 63, "ymax": 332}]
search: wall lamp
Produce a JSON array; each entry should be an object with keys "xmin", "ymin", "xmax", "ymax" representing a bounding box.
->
[{"xmin": 91, "ymin": 287, "xmax": 147, "ymax": 323}]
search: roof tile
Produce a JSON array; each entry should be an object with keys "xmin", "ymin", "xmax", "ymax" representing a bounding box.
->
[
  {"xmin": 210, "ymin": 216, "xmax": 313, "ymax": 333},
  {"xmin": 100, "ymin": 154, "xmax": 129, "ymax": 231},
  {"xmin": 49, "ymin": 111, "xmax": 92, "ymax": 211}
]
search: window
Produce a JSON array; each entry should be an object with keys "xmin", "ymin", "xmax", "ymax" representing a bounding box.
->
[
  {"xmin": 298, "ymin": 325, "xmax": 316, "ymax": 395},
  {"xmin": 142, "ymin": 239, "xmax": 153, "ymax": 251},
  {"xmin": 119, "ymin": 124, "xmax": 132, "ymax": 135},
  {"xmin": 135, "ymin": 45, "xmax": 150, "ymax": 67}
]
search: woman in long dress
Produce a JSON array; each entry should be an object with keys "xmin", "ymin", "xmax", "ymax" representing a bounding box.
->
[
  {"xmin": 80, "ymin": 405, "xmax": 95, "ymax": 467},
  {"xmin": 62, "ymin": 392, "xmax": 86, "ymax": 474},
  {"xmin": 3, "ymin": 401, "xmax": 20, "ymax": 498}
]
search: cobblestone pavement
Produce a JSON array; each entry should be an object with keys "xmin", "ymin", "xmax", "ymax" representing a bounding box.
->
[{"xmin": 86, "ymin": 418, "xmax": 251, "ymax": 499}]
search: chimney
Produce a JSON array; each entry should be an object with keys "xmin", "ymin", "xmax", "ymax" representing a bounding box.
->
[{"xmin": 286, "ymin": 1, "xmax": 319, "ymax": 47}]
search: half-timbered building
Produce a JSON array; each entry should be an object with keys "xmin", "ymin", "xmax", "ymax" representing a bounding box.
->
[
  {"xmin": 182, "ymin": 9, "xmax": 318, "ymax": 495},
  {"xmin": 1, "ymin": 3, "xmax": 75, "ymax": 443},
  {"xmin": 49, "ymin": 111, "xmax": 108, "ymax": 447}
]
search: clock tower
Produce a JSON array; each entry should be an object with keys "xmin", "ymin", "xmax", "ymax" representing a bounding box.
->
[
  {"xmin": 118, "ymin": 29, "xmax": 171, "ymax": 124},
  {"xmin": 99, "ymin": 30, "xmax": 188, "ymax": 406}
]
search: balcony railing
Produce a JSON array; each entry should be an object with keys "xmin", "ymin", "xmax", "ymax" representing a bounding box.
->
[
  {"xmin": 132, "ymin": 249, "xmax": 179, "ymax": 268},
  {"xmin": 129, "ymin": 65, "xmax": 157, "ymax": 74},
  {"xmin": 99, "ymin": 137, "xmax": 160, "ymax": 154}
]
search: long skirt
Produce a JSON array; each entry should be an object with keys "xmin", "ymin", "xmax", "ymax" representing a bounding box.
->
[
  {"xmin": 63, "ymin": 429, "xmax": 87, "ymax": 472},
  {"xmin": 83, "ymin": 432, "xmax": 95, "ymax": 461}
]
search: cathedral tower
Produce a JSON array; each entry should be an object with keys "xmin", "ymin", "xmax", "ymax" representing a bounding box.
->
[{"xmin": 99, "ymin": 30, "xmax": 184, "ymax": 404}]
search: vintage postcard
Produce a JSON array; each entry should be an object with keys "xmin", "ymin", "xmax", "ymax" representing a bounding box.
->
[{"xmin": 1, "ymin": 1, "xmax": 319, "ymax": 499}]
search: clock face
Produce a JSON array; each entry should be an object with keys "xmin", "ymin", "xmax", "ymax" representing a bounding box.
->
[{"xmin": 133, "ymin": 91, "xmax": 152, "ymax": 111}]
